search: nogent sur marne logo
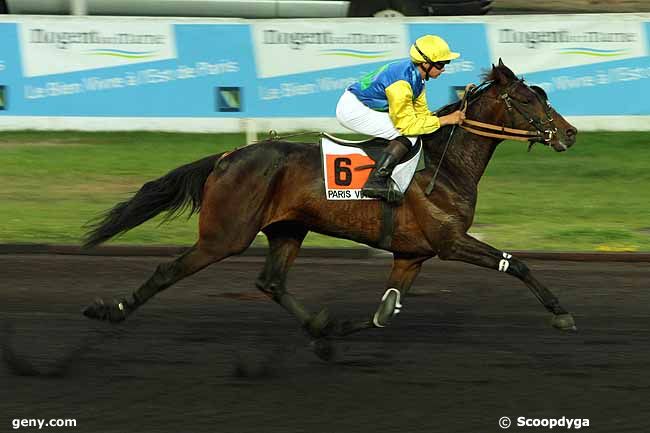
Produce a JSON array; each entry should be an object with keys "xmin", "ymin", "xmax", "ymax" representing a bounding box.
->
[
  {"xmin": 498, "ymin": 28, "xmax": 637, "ymax": 48},
  {"xmin": 29, "ymin": 28, "xmax": 167, "ymax": 49},
  {"xmin": 262, "ymin": 29, "xmax": 400, "ymax": 50}
]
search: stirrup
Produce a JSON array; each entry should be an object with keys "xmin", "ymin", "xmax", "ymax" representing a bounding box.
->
[
  {"xmin": 385, "ymin": 183, "xmax": 404, "ymax": 203},
  {"xmin": 362, "ymin": 181, "xmax": 403, "ymax": 204},
  {"xmin": 372, "ymin": 288, "xmax": 403, "ymax": 328}
]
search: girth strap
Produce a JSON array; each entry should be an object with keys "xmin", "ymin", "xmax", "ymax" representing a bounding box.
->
[{"xmin": 378, "ymin": 201, "xmax": 395, "ymax": 250}]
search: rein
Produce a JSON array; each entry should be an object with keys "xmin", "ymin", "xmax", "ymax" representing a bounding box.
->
[
  {"xmin": 258, "ymin": 130, "xmax": 322, "ymax": 142},
  {"xmin": 424, "ymin": 83, "xmax": 476, "ymax": 195},
  {"xmin": 459, "ymin": 80, "xmax": 557, "ymax": 145},
  {"xmin": 460, "ymin": 119, "xmax": 541, "ymax": 142}
]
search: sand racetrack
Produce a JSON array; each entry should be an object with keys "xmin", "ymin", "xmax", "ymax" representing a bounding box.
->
[{"xmin": 1, "ymin": 253, "xmax": 648, "ymax": 433}]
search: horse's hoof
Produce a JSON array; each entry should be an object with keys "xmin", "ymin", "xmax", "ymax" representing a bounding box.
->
[
  {"xmin": 310, "ymin": 338, "xmax": 336, "ymax": 362},
  {"xmin": 372, "ymin": 288, "xmax": 402, "ymax": 328},
  {"xmin": 82, "ymin": 298, "xmax": 128, "ymax": 323},
  {"xmin": 552, "ymin": 313, "xmax": 577, "ymax": 332}
]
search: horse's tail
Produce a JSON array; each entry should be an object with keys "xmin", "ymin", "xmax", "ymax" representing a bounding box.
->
[{"xmin": 83, "ymin": 153, "xmax": 222, "ymax": 249}]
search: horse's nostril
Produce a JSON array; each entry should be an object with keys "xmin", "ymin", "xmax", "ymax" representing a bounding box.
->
[{"xmin": 567, "ymin": 127, "xmax": 578, "ymax": 138}]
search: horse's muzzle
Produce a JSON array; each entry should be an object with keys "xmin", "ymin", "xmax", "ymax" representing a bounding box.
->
[{"xmin": 549, "ymin": 126, "xmax": 577, "ymax": 152}]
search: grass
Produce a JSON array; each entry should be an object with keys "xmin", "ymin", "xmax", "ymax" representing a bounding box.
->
[
  {"xmin": 476, "ymin": 132, "xmax": 650, "ymax": 251},
  {"xmin": 1, "ymin": 130, "xmax": 649, "ymax": 251}
]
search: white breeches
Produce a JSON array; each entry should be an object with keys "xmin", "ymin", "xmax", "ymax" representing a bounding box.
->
[{"xmin": 335, "ymin": 90, "xmax": 418, "ymax": 146}]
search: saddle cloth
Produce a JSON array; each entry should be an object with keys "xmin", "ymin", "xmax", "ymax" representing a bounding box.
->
[{"xmin": 320, "ymin": 133, "xmax": 422, "ymax": 201}]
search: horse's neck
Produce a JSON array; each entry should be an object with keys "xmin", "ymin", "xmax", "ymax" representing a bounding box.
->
[
  {"xmin": 424, "ymin": 128, "xmax": 500, "ymax": 191},
  {"xmin": 431, "ymin": 98, "xmax": 506, "ymax": 187},
  {"xmin": 452, "ymin": 132, "xmax": 500, "ymax": 184}
]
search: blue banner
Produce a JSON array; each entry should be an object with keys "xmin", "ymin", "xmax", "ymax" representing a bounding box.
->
[{"xmin": 0, "ymin": 16, "xmax": 648, "ymax": 120}]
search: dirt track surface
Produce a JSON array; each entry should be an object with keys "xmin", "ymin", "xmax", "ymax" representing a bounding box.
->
[{"xmin": 1, "ymin": 253, "xmax": 649, "ymax": 433}]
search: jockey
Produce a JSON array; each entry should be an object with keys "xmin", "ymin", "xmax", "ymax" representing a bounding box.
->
[{"xmin": 336, "ymin": 34, "xmax": 466, "ymax": 202}]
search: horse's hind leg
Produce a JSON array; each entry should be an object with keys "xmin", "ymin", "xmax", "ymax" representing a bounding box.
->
[
  {"xmin": 438, "ymin": 233, "xmax": 576, "ymax": 331},
  {"xmin": 84, "ymin": 166, "xmax": 266, "ymax": 323},
  {"xmin": 255, "ymin": 222, "xmax": 330, "ymax": 337},
  {"xmin": 83, "ymin": 243, "xmax": 224, "ymax": 323}
]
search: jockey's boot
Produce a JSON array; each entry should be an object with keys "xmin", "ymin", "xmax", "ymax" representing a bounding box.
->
[{"xmin": 362, "ymin": 137, "xmax": 410, "ymax": 203}]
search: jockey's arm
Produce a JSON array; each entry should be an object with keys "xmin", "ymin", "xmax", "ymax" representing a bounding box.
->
[
  {"xmin": 386, "ymin": 81, "xmax": 441, "ymax": 136},
  {"xmin": 413, "ymin": 89, "xmax": 432, "ymax": 116}
]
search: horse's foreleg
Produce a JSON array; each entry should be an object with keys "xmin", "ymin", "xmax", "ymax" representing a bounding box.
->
[
  {"xmin": 83, "ymin": 244, "xmax": 220, "ymax": 323},
  {"xmin": 326, "ymin": 255, "xmax": 428, "ymax": 336},
  {"xmin": 371, "ymin": 255, "xmax": 429, "ymax": 329},
  {"xmin": 438, "ymin": 233, "xmax": 576, "ymax": 331}
]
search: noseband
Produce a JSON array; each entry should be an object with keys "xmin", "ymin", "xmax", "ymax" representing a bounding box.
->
[{"xmin": 460, "ymin": 80, "xmax": 558, "ymax": 147}]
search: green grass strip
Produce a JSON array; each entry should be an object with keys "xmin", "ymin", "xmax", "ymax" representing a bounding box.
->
[{"xmin": 1, "ymin": 130, "xmax": 649, "ymax": 251}]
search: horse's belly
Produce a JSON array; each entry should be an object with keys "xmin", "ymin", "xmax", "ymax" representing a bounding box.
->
[{"xmin": 298, "ymin": 199, "xmax": 435, "ymax": 255}]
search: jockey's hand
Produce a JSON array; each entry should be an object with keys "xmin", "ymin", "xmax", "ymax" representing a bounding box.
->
[{"xmin": 439, "ymin": 110, "xmax": 465, "ymax": 126}]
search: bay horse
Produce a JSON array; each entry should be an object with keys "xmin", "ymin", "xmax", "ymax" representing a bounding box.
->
[{"xmin": 82, "ymin": 60, "xmax": 578, "ymax": 357}]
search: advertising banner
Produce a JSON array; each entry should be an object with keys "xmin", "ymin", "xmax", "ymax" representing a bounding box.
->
[
  {"xmin": 1, "ymin": 18, "xmax": 254, "ymax": 117},
  {"xmin": 250, "ymin": 21, "xmax": 409, "ymax": 117},
  {"xmin": 0, "ymin": 22, "xmax": 21, "ymax": 112},
  {"xmin": 0, "ymin": 15, "xmax": 648, "ymax": 129},
  {"xmin": 486, "ymin": 15, "xmax": 650, "ymax": 115},
  {"xmin": 248, "ymin": 21, "xmax": 490, "ymax": 117},
  {"xmin": 19, "ymin": 21, "xmax": 177, "ymax": 77},
  {"xmin": 252, "ymin": 21, "xmax": 408, "ymax": 79},
  {"xmin": 486, "ymin": 18, "xmax": 647, "ymax": 74}
]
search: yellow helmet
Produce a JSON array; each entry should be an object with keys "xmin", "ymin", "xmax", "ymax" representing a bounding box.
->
[{"xmin": 409, "ymin": 35, "xmax": 460, "ymax": 64}]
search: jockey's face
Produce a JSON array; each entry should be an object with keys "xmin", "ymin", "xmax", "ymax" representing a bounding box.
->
[{"xmin": 419, "ymin": 63, "xmax": 445, "ymax": 80}]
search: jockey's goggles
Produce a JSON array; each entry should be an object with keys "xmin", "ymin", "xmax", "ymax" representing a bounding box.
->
[{"xmin": 432, "ymin": 60, "xmax": 451, "ymax": 70}]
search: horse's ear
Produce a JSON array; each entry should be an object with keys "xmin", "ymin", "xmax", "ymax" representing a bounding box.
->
[
  {"xmin": 493, "ymin": 63, "xmax": 508, "ymax": 84},
  {"xmin": 494, "ymin": 59, "xmax": 516, "ymax": 84}
]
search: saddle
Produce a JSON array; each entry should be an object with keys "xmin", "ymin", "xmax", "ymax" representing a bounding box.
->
[{"xmin": 320, "ymin": 133, "xmax": 423, "ymax": 201}]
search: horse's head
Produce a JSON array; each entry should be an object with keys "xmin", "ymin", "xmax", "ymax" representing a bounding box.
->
[{"xmin": 486, "ymin": 59, "xmax": 577, "ymax": 152}]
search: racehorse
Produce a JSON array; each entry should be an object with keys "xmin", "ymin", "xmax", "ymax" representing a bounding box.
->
[{"xmin": 82, "ymin": 60, "xmax": 578, "ymax": 357}]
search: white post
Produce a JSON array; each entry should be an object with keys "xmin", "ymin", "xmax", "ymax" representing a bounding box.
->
[
  {"xmin": 70, "ymin": 0, "xmax": 88, "ymax": 15},
  {"xmin": 242, "ymin": 118, "xmax": 258, "ymax": 145}
]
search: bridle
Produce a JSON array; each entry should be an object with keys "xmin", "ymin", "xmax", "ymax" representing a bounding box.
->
[
  {"xmin": 460, "ymin": 80, "xmax": 558, "ymax": 147},
  {"xmin": 424, "ymin": 79, "xmax": 559, "ymax": 195}
]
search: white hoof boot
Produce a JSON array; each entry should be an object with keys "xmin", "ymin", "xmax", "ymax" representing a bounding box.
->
[{"xmin": 372, "ymin": 288, "xmax": 403, "ymax": 328}]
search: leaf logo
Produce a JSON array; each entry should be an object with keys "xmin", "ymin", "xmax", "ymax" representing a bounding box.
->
[
  {"xmin": 86, "ymin": 49, "xmax": 158, "ymax": 59},
  {"xmin": 319, "ymin": 48, "xmax": 390, "ymax": 59},
  {"xmin": 558, "ymin": 47, "xmax": 629, "ymax": 57}
]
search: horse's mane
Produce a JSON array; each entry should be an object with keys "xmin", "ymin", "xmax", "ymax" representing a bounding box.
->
[
  {"xmin": 436, "ymin": 99, "xmax": 462, "ymax": 117},
  {"xmin": 482, "ymin": 66, "xmax": 500, "ymax": 82}
]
